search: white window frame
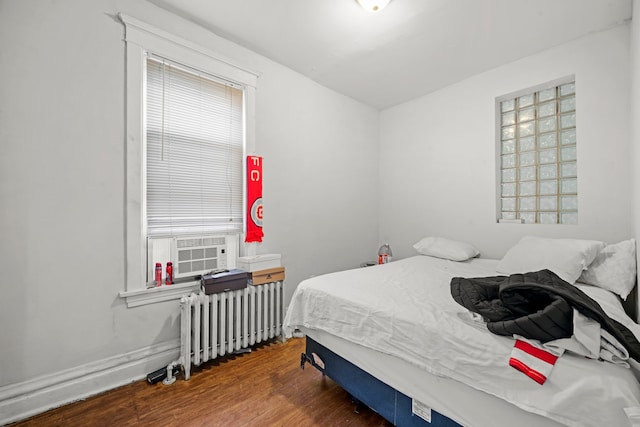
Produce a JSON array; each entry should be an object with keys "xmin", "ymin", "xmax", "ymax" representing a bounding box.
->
[
  {"xmin": 496, "ymin": 75, "xmax": 577, "ymax": 225},
  {"xmin": 118, "ymin": 14, "xmax": 258, "ymax": 307}
]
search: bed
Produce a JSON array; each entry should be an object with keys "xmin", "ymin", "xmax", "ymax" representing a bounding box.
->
[{"xmin": 283, "ymin": 236, "xmax": 640, "ymax": 427}]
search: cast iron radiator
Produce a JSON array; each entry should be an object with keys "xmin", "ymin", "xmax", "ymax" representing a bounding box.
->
[{"xmin": 164, "ymin": 281, "xmax": 284, "ymax": 383}]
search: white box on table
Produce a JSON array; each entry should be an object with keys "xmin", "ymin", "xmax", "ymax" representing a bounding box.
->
[{"xmin": 237, "ymin": 254, "xmax": 281, "ymax": 272}]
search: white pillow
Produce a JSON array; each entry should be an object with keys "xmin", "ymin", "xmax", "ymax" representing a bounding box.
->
[
  {"xmin": 575, "ymin": 283, "xmax": 636, "ymax": 329},
  {"xmin": 496, "ymin": 236, "xmax": 605, "ymax": 284},
  {"xmin": 578, "ymin": 239, "xmax": 637, "ymax": 300},
  {"xmin": 413, "ymin": 237, "xmax": 480, "ymax": 261}
]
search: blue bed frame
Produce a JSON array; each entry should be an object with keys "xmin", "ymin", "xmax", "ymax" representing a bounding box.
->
[{"xmin": 302, "ymin": 336, "xmax": 461, "ymax": 427}]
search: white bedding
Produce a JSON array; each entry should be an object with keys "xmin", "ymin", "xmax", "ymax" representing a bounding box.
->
[{"xmin": 284, "ymin": 255, "xmax": 640, "ymax": 427}]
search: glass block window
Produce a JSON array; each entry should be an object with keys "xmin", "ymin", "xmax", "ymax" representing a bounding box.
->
[{"xmin": 497, "ymin": 78, "xmax": 577, "ymax": 224}]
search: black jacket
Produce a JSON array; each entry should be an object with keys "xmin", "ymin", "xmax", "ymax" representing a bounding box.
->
[{"xmin": 450, "ymin": 269, "xmax": 640, "ymax": 362}]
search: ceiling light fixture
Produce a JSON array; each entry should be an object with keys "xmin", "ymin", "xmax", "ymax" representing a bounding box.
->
[{"xmin": 356, "ymin": 0, "xmax": 391, "ymax": 13}]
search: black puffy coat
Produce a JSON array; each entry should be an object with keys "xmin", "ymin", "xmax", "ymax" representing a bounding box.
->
[{"xmin": 450, "ymin": 269, "xmax": 640, "ymax": 362}]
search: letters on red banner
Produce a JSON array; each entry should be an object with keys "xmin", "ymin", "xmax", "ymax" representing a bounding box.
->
[{"xmin": 245, "ymin": 156, "xmax": 264, "ymax": 243}]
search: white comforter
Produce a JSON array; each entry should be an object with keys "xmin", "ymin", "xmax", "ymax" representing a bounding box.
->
[{"xmin": 284, "ymin": 255, "xmax": 640, "ymax": 427}]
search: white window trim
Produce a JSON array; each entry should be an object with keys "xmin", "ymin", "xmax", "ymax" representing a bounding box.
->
[{"xmin": 118, "ymin": 14, "xmax": 259, "ymax": 307}]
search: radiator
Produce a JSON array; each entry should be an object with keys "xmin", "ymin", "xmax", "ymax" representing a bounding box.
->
[{"xmin": 164, "ymin": 281, "xmax": 284, "ymax": 383}]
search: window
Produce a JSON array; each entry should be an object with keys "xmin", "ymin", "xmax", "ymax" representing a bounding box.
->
[
  {"xmin": 145, "ymin": 56, "xmax": 244, "ymax": 237},
  {"xmin": 497, "ymin": 77, "xmax": 577, "ymax": 224},
  {"xmin": 120, "ymin": 14, "xmax": 258, "ymax": 306}
]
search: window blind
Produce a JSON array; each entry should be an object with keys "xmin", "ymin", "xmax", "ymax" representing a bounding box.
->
[{"xmin": 146, "ymin": 55, "xmax": 244, "ymax": 237}]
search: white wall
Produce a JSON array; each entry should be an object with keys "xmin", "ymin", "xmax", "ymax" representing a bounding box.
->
[
  {"xmin": 0, "ymin": 0, "xmax": 378, "ymax": 417},
  {"xmin": 255, "ymin": 61, "xmax": 380, "ymax": 294},
  {"xmin": 631, "ymin": 0, "xmax": 640, "ymax": 318},
  {"xmin": 379, "ymin": 25, "xmax": 632, "ymax": 260}
]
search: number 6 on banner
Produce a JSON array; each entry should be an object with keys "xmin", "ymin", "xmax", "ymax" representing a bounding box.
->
[{"xmin": 246, "ymin": 156, "xmax": 264, "ymax": 243}]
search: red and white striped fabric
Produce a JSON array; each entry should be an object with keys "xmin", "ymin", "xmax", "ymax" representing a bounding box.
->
[{"xmin": 509, "ymin": 338, "xmax": 563, "ymax": 385}]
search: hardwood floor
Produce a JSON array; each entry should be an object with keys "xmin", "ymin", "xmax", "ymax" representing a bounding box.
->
[{"xmin": 11, "ymin": 337, "xmax": 393, "ymax": 426}]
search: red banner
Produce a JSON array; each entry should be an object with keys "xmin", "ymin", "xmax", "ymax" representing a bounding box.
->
[{"xmin": 245, "ymin": 156, "xmax": 264, "ymax": 243}]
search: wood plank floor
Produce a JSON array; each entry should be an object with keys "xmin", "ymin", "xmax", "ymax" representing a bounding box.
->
[{"xmin": 11, "ymin": 337, "xmax": 393, "ymax": 426}]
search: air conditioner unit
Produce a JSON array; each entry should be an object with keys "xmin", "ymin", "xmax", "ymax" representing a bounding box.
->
[{"xmin": 148, "ymin": 235, "xmax": 238, "ymax": 283}]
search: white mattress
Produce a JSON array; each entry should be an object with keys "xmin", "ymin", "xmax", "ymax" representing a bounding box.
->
[{"xmin": 284, "ymin": 255, "xmax": 640, "ymax": 427}]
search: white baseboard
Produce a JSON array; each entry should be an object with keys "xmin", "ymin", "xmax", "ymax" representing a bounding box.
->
[{"xmin": 0, "ymin": 339, "xmax": 180, "ymax": 425}]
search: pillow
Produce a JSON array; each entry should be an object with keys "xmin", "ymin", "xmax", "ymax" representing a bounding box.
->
[
  {"xmin": 578, "ymin": 239, "xmax": 637, "ymax": 300},
  {"xmin": 496, "ymin": 236, "xmax": 605, "ymax": 284},
  {"xmin": 413, "ymin": 237, "xmax": 479, "ymax": 261},
  {"xmin": 575, "ymin": 283, "xmax": 636, "ymax": 329}
]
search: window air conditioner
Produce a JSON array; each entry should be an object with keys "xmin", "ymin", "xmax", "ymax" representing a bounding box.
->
[{"xmin": 148, "ymin": 235, "xmax": 238, "ymax": 283}]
